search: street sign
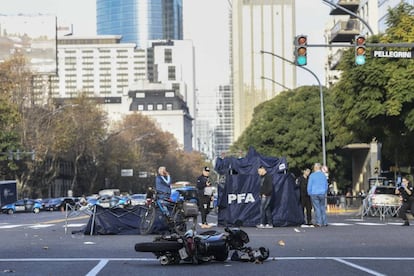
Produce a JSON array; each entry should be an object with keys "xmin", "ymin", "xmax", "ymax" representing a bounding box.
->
[
  {"xmin": 121, "ymin": 169, "xmax": 133, "ymax": 176},
  {"xmin": 373, "ymin": 50, "xmax": 413, "ymax": 59}
]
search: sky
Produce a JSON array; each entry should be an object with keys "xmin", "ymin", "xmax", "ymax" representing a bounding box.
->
[{"xmin": 0, "ymin": 0, "xmax": 331, "ymax": 122}]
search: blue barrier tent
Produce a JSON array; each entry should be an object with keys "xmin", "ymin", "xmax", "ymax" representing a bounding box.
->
[{"xmin": 214, "ymin": 147, "xmax": 304, "ymax": 227}]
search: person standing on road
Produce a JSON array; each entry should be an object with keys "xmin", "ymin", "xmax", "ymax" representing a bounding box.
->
[
  {"xmin": 155, "ymin": 166, "xmax": 171, "ymax": 200},
  {"xmin": 395, "ymin": 176, "xmax": 414, "ymax": 226},
  {"xmin": 307, "ymin": 163, "xmax": 328, "ymax": 227},
  {"xmin": 297, "ymin": 168, "xmax": 312, "ymax": 225},
  {"xmin": 196, "ymin": 166, "xmax": 213, "ymax": 228},
  {"xmin": 256, "ymin": 165, "xmax": 274, "ymax": 229}
]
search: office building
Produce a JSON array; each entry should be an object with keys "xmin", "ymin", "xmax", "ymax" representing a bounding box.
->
[
  {"xmin": 96, "ymin": 0, "xmax": 183, "ymax": 48},
  {"xmin": 231, "ymin": 0, "xmax": 296, "ymax": 141},
  {"xmin": 129, "ymin": 80, "xmax": 193, "ymax": 151},
  {"xmin": 32, "ymin": 35, "xmax": 146, "ymax": 112},
  {"xmin": 214, "ymin": 84, "xmax": 233, "ymax": 158}
]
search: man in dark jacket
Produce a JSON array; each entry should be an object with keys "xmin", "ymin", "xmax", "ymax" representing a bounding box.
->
[
  {"xmin": 297, "ymin": 168, "xmax": 312, "ymax": 225},
  {"xmin": 257, "ymin": 166, "xmax": 273, "ymax": 229},
  {"xmin": 196, "ymin": 166, "xmax": 213, "ymax": 228},
  {"xmin": 395, "ymin": 176, "xmax": 414, "ymax": 226}
]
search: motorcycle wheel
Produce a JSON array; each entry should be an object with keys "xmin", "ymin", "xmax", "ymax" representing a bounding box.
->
[
  {"xmin": 173, "ymin": 209, "xmax": 187, "ymax": 235},
  {"xmin": 134, "ymin": 241, "xmax": 183, "ymax": 252},
  {"xmin": 140, "ymin": 205, "xmax": 156, "ymax": 235}
]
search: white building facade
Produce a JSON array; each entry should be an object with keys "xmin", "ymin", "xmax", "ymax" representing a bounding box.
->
[{"xmin": 32, "ymin": 36, "xmax": 193, "ymax": 151}]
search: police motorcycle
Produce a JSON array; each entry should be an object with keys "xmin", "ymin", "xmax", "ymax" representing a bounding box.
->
[{"xmin": 134, "ymin": 226, "xmax": 270, "ymax": 265}]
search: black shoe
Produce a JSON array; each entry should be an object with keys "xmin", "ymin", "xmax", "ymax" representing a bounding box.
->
[{"xmin": 402, "ymin": 221, "xmax": 409, "ymax": 226}]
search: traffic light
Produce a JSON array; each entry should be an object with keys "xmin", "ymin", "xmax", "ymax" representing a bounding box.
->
[
  {"xmin": 355, "ymin": 34, "xmax": 366, "ymax": 65},
  {"xmin": 294, "ymin": 35, "xmax": 307, "ymax": 66}
]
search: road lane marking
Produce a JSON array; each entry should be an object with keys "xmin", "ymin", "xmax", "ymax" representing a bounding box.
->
[
  {"xmin": 333, "ymin": 258, "xmax": 386, "ymax": 276},
  {"xmin": 63, "ymin": 223, "xmax": 86, "ymax": 227},
  {"xmin": 29, "ymin": 224, "xmax": 54, "ymax": 229},
  {"xmin": 86, "ymin": 259, "xmax": 108, "ymax": 276},
  {"xmin": 0, "ymin": 225, "xmax": 24, "ymax": 229}
]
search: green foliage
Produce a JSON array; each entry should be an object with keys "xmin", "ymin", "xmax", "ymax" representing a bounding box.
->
[
  {"xmin": 0, "ymin": 96, "xmax": 21, "ymax": 176},
  {"xmin": 330, "ymin": 3, "xmax": 414, "ymax": 167},
  {"xmin": 232, "ymin": 86, "xmax": 337, "ymax": 176}
]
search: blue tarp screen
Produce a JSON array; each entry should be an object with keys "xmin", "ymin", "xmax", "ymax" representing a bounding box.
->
[{"xmin": 214, "ymin": 147, "xmax": 304, "ymax": 227}]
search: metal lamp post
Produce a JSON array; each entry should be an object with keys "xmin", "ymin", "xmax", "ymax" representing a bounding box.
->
[{"xmin": 260, "ymin": 50, "xmax": 327, "ymax": 166}]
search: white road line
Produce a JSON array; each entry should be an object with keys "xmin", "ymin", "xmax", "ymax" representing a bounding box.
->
[
  {"xmin": 2, "ymin": 257, "xmax": 414, "ymax": 262},
  {"xmin": 29, "ymin": 224, "xmax": 54, "ymax": 229},
  {"xmin": 0, "ymin": 225, "xmax": 24, "ymax": 229},
  {"xmin": 333, "ymin": 258, "xmax": 386, "ymax": 276},
  {"xmin": 328, "ymin": 223, "xmax": 353, "ymax": 226},
  {"xmin": 86, "ymin": 259, "xmax": 108, "ymax": 276},
  {"xmin": 355, "ymin": 222, "xmax": 386, "ymax": 226},
  {"xmin": 0, "ymin": 258, "xmax": 158, "ymax": 262},
  {"xmin": 63, "ymin": 223, "xmax": 86, "ymax": 227}
]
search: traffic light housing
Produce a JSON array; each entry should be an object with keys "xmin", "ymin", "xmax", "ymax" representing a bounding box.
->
[
  {"xmin": 355, "ymin": 34, "xmax": 366, "ymax": 65},
  {"xmin": 294, "ymin": 35, "xmax": 307, "ymax": 66}
]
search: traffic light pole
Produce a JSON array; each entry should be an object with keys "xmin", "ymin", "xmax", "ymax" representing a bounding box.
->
[
  {"xmin": 260, "ymin": 50, "xmax": 327, "ymax": 166},
  {"xmin": 306, "ymin": 43, "xmax": 414, "ymax": 48}
]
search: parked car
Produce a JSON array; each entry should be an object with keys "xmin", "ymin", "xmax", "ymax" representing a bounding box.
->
[
  {"xmin": 363, "ymin": 185, "xmax": 401, "ymax": 216},
  {"xmin": 39, "ymin": 198, "xmax": 52, "ymax": 209},
  {"xmin": 88, "ymin": 195, "xmax": 128, "ymax": 208},
  {"xmin": 44, "ymin": 197, "xmax": 78, "ymax": 211},
  {"xmin": 129, "ymin": 193, "xmax": 146, "ymax": 206},
  {"xmin": 1, "ymin": 199, "xmax": 42, "ymax": 214}
]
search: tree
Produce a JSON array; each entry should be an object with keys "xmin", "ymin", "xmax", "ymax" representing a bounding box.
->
[
  {"xmin": 330, "ymin": 3, "xmax": 414, "ymax": 168},
  {"xmin": 0, "ymin": 95, "xmax": 21, "ymax": 177},
  {"xmin": 99, "ymin": 113, "xmax": 208, "ymax": 193},
  {"xmin": 231, "ymin": 86, "xmax": 338, "ymax": 177}
]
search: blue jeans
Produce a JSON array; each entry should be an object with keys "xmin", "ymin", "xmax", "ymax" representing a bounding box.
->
[
  {"xmin": 310, "ymin": 194, "xmax": 327, "ymax": 226},
  {"xmin": 260, "ymin": 195, "xmax": 273, "ymax": 225}
]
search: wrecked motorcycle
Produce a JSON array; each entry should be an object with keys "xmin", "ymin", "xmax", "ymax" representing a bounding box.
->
[{"xmin": 134, "ymin": 227, "xmax": 269, "ymax": 265}]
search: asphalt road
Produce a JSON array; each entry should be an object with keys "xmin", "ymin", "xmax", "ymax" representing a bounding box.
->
[{"xmin": 1, "ymin": 210, "xmax": 414, "ymax": 276}]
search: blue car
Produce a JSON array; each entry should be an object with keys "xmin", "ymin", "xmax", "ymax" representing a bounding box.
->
[
  {"xmin": 1, "ymin": 199, "xmax": 42, "ymax": 215},
  {"xmin": 88, "ymin": 195, "xmax": 128, "ymax": 208}
]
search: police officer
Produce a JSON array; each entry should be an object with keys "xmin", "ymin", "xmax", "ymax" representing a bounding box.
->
[
  {"xmin": 395, "ymin": 176, "xmax": 414, "ymax": 226},
  {"xmin": 196, "ymin": 166, "xmax": 212, "ymax": 228}
]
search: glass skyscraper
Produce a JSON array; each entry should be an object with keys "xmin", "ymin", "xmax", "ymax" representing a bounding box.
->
[{"xmin": 96, "ymin": 0, "xmax": 183, "ymax": 48}]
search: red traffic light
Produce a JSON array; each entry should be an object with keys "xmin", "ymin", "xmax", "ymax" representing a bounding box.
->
[
  {"xmin": 295, "ymin": 35, "xmax": 307, "ymax": 46},
  {"xmin": 355, "ymin": 35, "xmax": 366, "ymax": 46}
]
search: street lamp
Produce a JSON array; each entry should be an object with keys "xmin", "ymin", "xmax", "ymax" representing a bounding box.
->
[
  {"xmin": 260, "ymin": 50, "xmax": 327, "ymax": 166},
  {"xmin": 261, "ymin": 76, "xmax": 292, "ymax": 91}
]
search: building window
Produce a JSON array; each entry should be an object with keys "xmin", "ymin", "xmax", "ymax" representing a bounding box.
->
[
  {"xmin": 147, "ymin": 104, "xmax": 153, "ymax": 110},
  {"xmin": 166, "ymin": 103, "xmax": 173, "ymax": 110},
  {"xmin": 164, "ymin": 48, "xmax": 172, "ymax": 63},
  {"xmin": 165, "ymin": 92, "xmax": 174, "ymax": 97},
  {"xmin": 168, "ymin": 66, "xmax": 176, "ymax": 80},
  {"xmin": 138, "ymin": 104, "xmax": 144, "ymax": 111},
  {"xmin": 157, "ymin": 104, "xmax": 163, "ymax": 110},
  {"xmin": 136, "ymin": 92, "xmax": 145, "ymax": 98},
  {"xmin": 172, "ymin": 83, "xmax": 180, "ymax": 92}
]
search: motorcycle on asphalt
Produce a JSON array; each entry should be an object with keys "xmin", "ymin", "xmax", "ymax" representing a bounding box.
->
[{"xmin": 134, "ymin": 226, "xmax": 270, "ymax": 265}]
